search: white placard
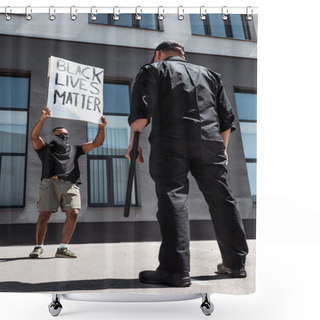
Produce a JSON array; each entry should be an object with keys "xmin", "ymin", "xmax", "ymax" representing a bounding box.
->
[{"xmin": 46, "ymin": 56, "xmax": 104, "ymax": 124}]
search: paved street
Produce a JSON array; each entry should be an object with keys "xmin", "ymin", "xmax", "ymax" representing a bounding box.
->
[{"xmin": 0, "ymin": 240, "xmax": 255, "ymax": 295}]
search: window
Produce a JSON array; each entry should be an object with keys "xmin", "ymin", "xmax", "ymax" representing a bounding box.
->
[
  {"xmin": 190, "ymin": 14, "xmax": 252, "ymax": 40},
  {"xmin": 89, "ymin": 14, "xmax": 161, "ymax": 31},
  {"xmin": 234, "ymin": 91, "xmax": 257, "ymax": 202},
  {"xmin": 0, "ymin": 75, "xmax": 29, "ymax": 207},
  {"xmin": 87, "ymin": 82, "xmax": 137, "ymax": 207}
]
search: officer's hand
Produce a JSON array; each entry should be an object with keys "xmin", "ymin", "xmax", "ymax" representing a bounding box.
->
[
  {"xmin": 137, "ymin": 146, "xmax": 144, "ymax": 163},
  {"xmin": 125, "ymin": 145, "xmax": 144, "ymax": 163},
  {"xmin": 224, "ymin": 150, "xmax": 229, "ymax": 166}
]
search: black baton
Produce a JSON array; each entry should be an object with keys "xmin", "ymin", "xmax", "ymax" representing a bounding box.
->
[{"xmin": 124, "ymin": 131, "xmax": 140, "ymax": 217}]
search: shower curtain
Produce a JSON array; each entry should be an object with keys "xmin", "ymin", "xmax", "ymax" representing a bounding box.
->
[{"xmin": 0, "ymin": 6, "xmax": 257, "ymax": 297}]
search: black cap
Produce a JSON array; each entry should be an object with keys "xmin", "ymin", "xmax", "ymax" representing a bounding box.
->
[{"xmin": 150, "ymin": 41, "xmax": 185, "ymax": 63}]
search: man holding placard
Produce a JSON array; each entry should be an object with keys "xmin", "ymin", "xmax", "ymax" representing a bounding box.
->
[
  {"xmin": 29, "ymin": 106, "xmax": 106, "ymax": 259},
  {"xmin": 28, "ymin": 56, "xmax": 106, "ymax": 258}
]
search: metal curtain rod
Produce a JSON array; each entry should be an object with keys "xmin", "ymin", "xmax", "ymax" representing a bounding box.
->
[{"xmin": 0, "ymin": 6, "xmax": 258, "ymax": 15}]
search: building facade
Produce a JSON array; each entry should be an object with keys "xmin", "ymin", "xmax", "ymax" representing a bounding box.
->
[{"xmin": 0, "ymin": 12, "xmax": 257, "ymax": 245}]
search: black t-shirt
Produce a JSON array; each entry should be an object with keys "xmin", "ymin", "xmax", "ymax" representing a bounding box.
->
[{"xmin": 35, "ymin": 143, "xmax": 84, "ymax": 183}]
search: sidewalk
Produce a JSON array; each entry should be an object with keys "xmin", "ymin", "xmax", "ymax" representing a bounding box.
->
[{"xmin": 0, "ymin": 240, "xmax": 255, "ymax": 295}]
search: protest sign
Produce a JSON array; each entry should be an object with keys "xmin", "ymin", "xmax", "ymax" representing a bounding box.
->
[{"xmin": 47, "ymin": 56, "xmax": 104, "ymax": 124}]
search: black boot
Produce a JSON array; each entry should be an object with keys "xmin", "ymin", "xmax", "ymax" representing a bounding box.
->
[
  {"xmin": 139, "ymin": 268, "xmax": 191, "ymax": 287},
  {"xmin": 216, "ymin": 263, "xmax": 247, "ymax": 278}
]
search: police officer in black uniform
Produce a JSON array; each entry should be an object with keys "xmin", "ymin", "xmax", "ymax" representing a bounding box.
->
[{"xmin": 126, "ymin": 41, "xmax": 249, "ymax": 287}]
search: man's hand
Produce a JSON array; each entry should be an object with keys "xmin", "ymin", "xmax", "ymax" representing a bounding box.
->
[
  {"xmin": 99, "ymin": 116, "xmax": 107, "ymax": 128},
  {"xmin": 224, "ymin": 150, "xmax": 229, "ymax": 166},
  {"xmin": 125, "ymin": 119, "xmax": 148, "ymax": 164},
  {"xmin": 125, "ymin": 144, "xmax": 144, "ymax": 163},
  {"xmin": 82, "ymin": 116, "xmax": 107, "ymax": 154},
  {"xmin": 30, "ymin": 106, "xmax": 49, "ymax": 150},
  {"xmin": 41, "ymin": 107, "xmax": 51, "ymax": 120},
  {"xmin": 221, "ymin": 128, "xmax": 231, "ymax": 166}
]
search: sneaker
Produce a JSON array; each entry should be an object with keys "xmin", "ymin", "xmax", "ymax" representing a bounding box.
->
[
  {"xmin": 139, "ymin": 268, "xmax": 191, "ymax": 287},
  {"xmin": 29, "ymin": 247, "xmax": 44, "ymax": 258},
  {"xmin": 55, "ymin": 247, "xmax": 77, "ymax": 258},
  {"xmin": 216, "ymin": 263, "xmax": 247, "ymax": 278}
]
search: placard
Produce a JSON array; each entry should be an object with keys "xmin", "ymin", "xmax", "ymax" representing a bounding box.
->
[{"xmin": 47, "ymin": 56, "xmax": 104, "ymax": 124}]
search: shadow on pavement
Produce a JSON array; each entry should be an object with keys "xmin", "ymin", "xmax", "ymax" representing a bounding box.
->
[
  {"xmin": 191, "ymin": 274, "xmax": 230, "ymax": 281},
  {"xmin": 0, "ymin": 257, "xmax": 55, "ymax": 262},
  {"xmin": 0, "ymin": 274, "xmax": 233, "ymax": 292},
  {"xmin": 0, "ymin": 278, "xmax": 158, "ymax": 292}
]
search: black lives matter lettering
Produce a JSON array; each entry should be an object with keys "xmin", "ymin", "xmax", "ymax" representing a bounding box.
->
[{"xmin": 53, "ymin": 59, "xmax": 103, "ymax": 113}]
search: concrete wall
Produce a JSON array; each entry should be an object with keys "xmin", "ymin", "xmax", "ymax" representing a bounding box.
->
[
  {"xmin": 0, "ymin": 13, "xmax": 257, "ymax": 242},
  {"xmin": 0, "ymin": 13, "xmax": 257, "ymax": 59},
  {"xmin": 0, "ymin": 34, "xmax": 256, "ymax": 226}
]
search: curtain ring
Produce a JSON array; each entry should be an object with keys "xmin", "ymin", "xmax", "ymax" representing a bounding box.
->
[
  {"xmin": 90, "ymin": 6, "xmax": 97, "ymax": 21},
  {"xmin": 5, "ymin": 6, "xmax": 12, "ymax": 21},
  {"xmin": 135, "ymin": 6, "xmax": 142, "ymax": 21},
  {"xmin": 113, "ymin": 6, "xmax": 120, "ymax": 21},
  {"xmin": 177, "ymin": 6, "xmax": 184, "ymax": 21},
  {"xmin": 49, "ymin": 6, "xmax": 56, "ymax": 21},
  {"xmin": 157, "ymin": 6, "xmax": 164, "ymax": 21},
  {"xmin": 246, "ymin": 6, "xmax": 253, "ymax": 21},
  {"xmin": 70, "ymin": 6, "xmax": 77, "ymax": 21},
  {"xmin": 25, "ymin": 6, "xmax": 32, "ymax": 21},
  {"xmin": 200, "ymin": 6, "xmax": 207, "ymax": 20},
  {"xmin": 221, "ymin": 6, "xmax": 229, "ymax": 21}
]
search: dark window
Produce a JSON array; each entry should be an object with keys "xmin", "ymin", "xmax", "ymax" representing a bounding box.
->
[
  {"xmin": 190, "ymin": 14, "xmax": 252, "ymax": 40},
  {"xmin": 89, "ymin": 14, "xmax": 161, "ymax": 31},
  {"xmin": 0, "ymin": 75, "xmax": 29, "ymax": 207},
  {"xmin": 87, "ymin": 82, "xmax": 137, "ymax": 207},
  {"xmin": 234, "ymin": 91, "xmax": 257, "ymax": 203},
  {"xmin": 103, "ymin": 83, "xmax": 131, "ymax": 115},
  {"xmin": 0, "ymin": 76, "xmax": 29, "ymax": 109}
]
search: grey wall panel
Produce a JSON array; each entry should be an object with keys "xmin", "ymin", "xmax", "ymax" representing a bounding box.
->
[{"xmin": 0, "ymin": 35, "xmax": 256, "ymax": 228}]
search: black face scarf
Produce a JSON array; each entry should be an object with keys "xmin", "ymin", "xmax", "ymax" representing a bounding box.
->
[{"xmin": 52, "ymin": 134, "xmax": 70, "ymax": 153}]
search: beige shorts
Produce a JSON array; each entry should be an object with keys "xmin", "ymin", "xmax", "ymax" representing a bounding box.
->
[{"xmin": 37, "ymin": 178, "xmax": 81, "ymax": 212}]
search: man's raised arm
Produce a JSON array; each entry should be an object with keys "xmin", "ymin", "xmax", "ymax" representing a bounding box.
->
[
  {"xmin": 30, "ymin": 107, "xmax": 51, "ymax": 150},
  {"xmin": 82, "ymin": 116, "xmax": 107, "ymax": 153}
]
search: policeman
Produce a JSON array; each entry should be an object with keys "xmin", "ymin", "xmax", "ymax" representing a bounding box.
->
[{"xmin": 126, "ymin": 41, "xmax": 248, "ymax": 287}]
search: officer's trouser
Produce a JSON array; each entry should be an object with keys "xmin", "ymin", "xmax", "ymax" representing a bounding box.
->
[{"xmin": 149, "ymin": 137, "xmax": 249, "ymax": 274}]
